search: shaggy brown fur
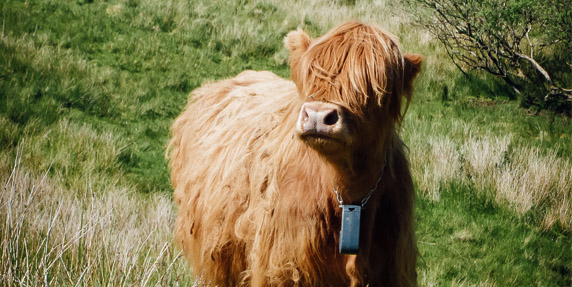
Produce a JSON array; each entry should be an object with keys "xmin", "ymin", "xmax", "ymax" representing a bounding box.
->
[{"xmin": 168, "ymin": 21, "xmax": 422, "ymax": 286}]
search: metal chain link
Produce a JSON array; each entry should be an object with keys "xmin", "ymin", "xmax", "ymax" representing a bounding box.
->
[
  {"xmin": 332, "ymin": 158, "xmax": 387, "ymax": 209},
  {"xmin": 333, "ymin": 187, "xmax": 344, "ymax": 208}
]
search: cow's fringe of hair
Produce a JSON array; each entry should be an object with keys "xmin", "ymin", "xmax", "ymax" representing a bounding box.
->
[{"xmin": 290, "ymin": 21, "xmax": 412, "ymax": 126}]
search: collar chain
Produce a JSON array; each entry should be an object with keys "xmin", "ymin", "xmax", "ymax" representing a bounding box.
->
[{"xmin": 332, "ymin": 158, "xmax": 387, "ymax": 209}]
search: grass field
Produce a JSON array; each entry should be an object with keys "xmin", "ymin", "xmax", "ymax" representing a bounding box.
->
[{"xmin": 1, "ymin": 0, "xmax": 571, "ymax": 286}]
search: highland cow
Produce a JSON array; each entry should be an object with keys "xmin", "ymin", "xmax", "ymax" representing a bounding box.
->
[{"xmin": 168, "ymin": 21, "xmax": 422, "ymax": 286}]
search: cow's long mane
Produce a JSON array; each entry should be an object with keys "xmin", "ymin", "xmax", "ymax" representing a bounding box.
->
[{"xmin": 168, "ymin": 71, "xmax": 345, "ymax": 285}]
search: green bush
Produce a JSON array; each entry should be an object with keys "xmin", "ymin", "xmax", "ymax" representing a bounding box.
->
[{"xmin": 405, "ymin": 0, "xmax": 572, "ymax": 113}]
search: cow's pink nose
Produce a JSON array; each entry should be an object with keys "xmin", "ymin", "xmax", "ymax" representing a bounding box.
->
[{"xmin": 297, "ymin": 102, "xmax": 342, "ymax": 136}]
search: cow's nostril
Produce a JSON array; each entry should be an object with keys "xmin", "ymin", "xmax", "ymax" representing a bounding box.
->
[
  {"xmin": 302, "ymin": 108, "xmax": 310, "ymax": 122},
  {"xmin": 324, "ymin": 110, "xmax": 339, "ymax": 126}
]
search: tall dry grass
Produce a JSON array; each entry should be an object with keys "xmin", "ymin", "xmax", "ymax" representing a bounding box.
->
[
  {"xmin": 0, "ymin": 144, "xmax": 193, "ymax": 286},
  {"xmin": 406, "ymin": 118, "xmax": 572, "ymax": 230}
]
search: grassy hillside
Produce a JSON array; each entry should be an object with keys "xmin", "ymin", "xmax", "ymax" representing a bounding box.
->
[{"xmin": 1, "ymin": 0, "xmax": 570, "ymax": 286}]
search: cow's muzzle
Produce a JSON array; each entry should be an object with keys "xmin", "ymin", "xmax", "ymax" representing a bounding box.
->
[{"xmin": 296, "ymin": 101, "xmax": 350, "ymax": 147}]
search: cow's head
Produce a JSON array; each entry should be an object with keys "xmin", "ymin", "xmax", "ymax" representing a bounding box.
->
[{"xmin": 286, "ymin": 22, "xmax": 422, "ymax": 168}]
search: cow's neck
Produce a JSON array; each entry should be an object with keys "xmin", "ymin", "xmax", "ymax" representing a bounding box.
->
[{"xmin": 328, "ymin": 141, "xmax": 388, "ymax": 205}]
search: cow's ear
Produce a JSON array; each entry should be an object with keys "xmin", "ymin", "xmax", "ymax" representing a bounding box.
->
[
  {"xmin": 390, "ymin": 54, "xmax": 423, "ymax": 125},
  {"xmin": 403, "ymin": 54, "xmax": 422, "ymax": 90},
  {"xmin": 285, "ymin": 28, "xmax": 311, "ymax": 55},
  {"xmin": 285, "ymin": 29, "xmax": 311, "ymax": 82}
]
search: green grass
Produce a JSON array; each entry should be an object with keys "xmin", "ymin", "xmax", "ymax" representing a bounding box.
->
[
  {"xmin": 1, "ymin": 0, "xmax": 571, "ymax": 286},
  {"xmin": 417, "ymin": 182, "xmax": 571, "ymax": 286},
  {"xmin": 0, "ymin": 0, "xmax": 294, "ymax": 193}
]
